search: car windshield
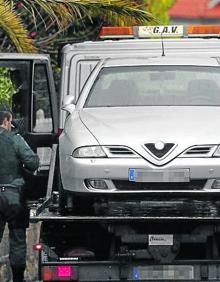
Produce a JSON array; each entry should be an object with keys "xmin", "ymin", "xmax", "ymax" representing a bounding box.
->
[{"xmin": 85, "ymin": 65, "xmax": 220, "ymax": 107}]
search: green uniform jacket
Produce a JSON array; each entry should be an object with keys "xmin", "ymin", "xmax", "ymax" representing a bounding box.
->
[{"xmin": 0, "ymin": 127, "xmax": 39, "ymax": 187}]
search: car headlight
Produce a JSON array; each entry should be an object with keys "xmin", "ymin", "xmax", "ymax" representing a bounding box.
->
[{"xmin": 72, "ymin": 146, "xmax": 107, "ymax": 158}]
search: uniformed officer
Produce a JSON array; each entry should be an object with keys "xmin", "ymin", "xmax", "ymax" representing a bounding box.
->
[{"xmin": 0, "ymin": 109, "xmax": 39, "ymax": 282}]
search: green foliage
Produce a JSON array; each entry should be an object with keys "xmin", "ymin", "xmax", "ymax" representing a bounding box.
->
[
  {"xmin": 142, "ymin": 0, "xmax": 176, "ymax": 24},
  {"xmin": 0, "ymin": 0, "xmax": 156, "ymax": 53},
  {"xmin": 0, "ymin": 68, "xmax": 16, "ymax": 105},
  {"xmin": 0, "ymin": 0, "xmax": 36, "ymax": 53}
]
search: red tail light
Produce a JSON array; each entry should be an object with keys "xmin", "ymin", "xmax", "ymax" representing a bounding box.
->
[
  {"xmin": 33, "ymin": 243, "xmax": 43, "ymax": 251},
  {"xmin": 42, "ymin": 265, "xmax": 78, "ymax": 281},
  {"xmin": 57, "ymin": 266, "xmax": 73, "ymax": 278},
  {"xmin": 42, "ymin": 266, "xmax": 53, "ymax": 281}
]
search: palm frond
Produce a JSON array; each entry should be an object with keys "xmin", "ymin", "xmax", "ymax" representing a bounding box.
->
[
  {"xmin": 0, "ymin": 0, "xmax": 37, "ymax": 52},
  {"xmin": 20, "ymin": 0, "xmax": 157, "ymax": 28}
]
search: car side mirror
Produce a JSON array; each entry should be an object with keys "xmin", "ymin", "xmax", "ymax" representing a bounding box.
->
[{"xmin": 61, "ymin": 96, "xmax": 75, "ymax": 114}]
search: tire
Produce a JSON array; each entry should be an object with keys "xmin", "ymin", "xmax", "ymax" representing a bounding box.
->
[{"xmin": 58, "ymin": 173, "xmax": 67, "ymax": 215}]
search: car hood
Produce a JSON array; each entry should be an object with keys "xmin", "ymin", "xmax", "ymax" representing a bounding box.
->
[{"xmin": 79, "ymin": 106, "xmax": 220, "ymax": 164}]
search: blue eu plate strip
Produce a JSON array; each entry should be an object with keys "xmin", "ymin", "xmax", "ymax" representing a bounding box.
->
[
  {"xmin": 133, "ymin": 267, "xmax": 139, "ymax": 280},
  {"xmin": 129, "ymin": 169, "xmax": 136, "ymax": 181}
]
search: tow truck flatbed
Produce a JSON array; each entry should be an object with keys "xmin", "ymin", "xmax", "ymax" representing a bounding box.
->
[{"xmin": 30, "ymin": 211, "xmax": 220, "ymax": 222}]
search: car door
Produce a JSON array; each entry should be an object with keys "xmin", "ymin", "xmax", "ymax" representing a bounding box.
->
[
  {"xmin": 26, "ymin": 60, "xmax": 58, "ymax": 200},
  {"xmin": 0, "ymin": 55, "xmax": 58, "ymax": 200}
]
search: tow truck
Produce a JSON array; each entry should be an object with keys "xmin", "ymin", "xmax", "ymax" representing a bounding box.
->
[{"xmin": 3, "ymin": 25, "xmax": 220, "ymax": 282}]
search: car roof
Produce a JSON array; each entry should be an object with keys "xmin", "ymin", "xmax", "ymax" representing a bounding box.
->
[
  {"xmin": 102, "ymin": 56, "xmax": 220, "ymax": 67},
  {"xmin": 0, "ymin": 53, "xmax": 50, "ymax": 61},
  {"xmin": 63, "ymin": 38, "xmax": 220, "ymax": 53}
]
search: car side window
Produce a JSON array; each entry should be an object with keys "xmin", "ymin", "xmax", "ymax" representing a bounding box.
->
[{"xmin": 33, "ymin": 64, "xmax": 53, "ymax": 133}]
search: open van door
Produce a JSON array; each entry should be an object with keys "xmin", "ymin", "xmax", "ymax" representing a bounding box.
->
[{"xmin": 0, "ymin": 54, "xmax": 58, "ymax": 201}]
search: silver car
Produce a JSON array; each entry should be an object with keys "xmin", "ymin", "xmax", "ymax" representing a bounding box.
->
[{"xmin": 59, "ymin": 56, "xmax": 220, "ymax": 214}]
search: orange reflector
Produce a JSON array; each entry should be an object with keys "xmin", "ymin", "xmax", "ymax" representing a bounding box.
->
[
  {"xmin": 188, "ymin": 25, "xmax": 220, "ymax": 35},
  {"xmin": 100, "ymin": 26, "xmax": 134, "ymax": 38},
  {"xmin": 42, "ymin": 266, "xmax": 53, "ymax": 281}
]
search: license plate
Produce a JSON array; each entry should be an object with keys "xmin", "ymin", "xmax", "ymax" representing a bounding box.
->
[
  {"xmin": 129, "ymin": 169, "xmax": 189, "ymax": 182},
  {"xmin": 133, "ymin": 265, "xmax": 194, "ymax": 280},
  {"xmin": 148, "ymin": 234, "xmax": 173, "ymax": 246}
]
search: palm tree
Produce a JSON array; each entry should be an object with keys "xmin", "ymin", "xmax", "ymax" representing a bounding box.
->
[
  {"xmin": 0, "ymin": 0, "xmax": 36, "ymax": 52},
  {"xmin": 0, "ymin": 0, "xmax": 157, "ymax": 53}
]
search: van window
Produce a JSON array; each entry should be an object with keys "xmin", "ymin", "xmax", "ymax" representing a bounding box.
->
[
  {"xmin": 74, "ymin": 60, "xmax": 99, "ymax": 99},
  {"xmin": 33, "ymin": 64, "xmax": 53, "ymax": 132}
]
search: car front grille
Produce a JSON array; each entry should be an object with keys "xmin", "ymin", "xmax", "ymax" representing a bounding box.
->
[
  {"xmin": 112, "ymin": 180, "xmax": 207, "ymax": 191},
  {"xmin": 103, "ymin": 146, "xmax": 138, "ymax": 158},
  {"xmin": 182, "ymin": 145, "xmax": 217, "ymax": 157}
]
